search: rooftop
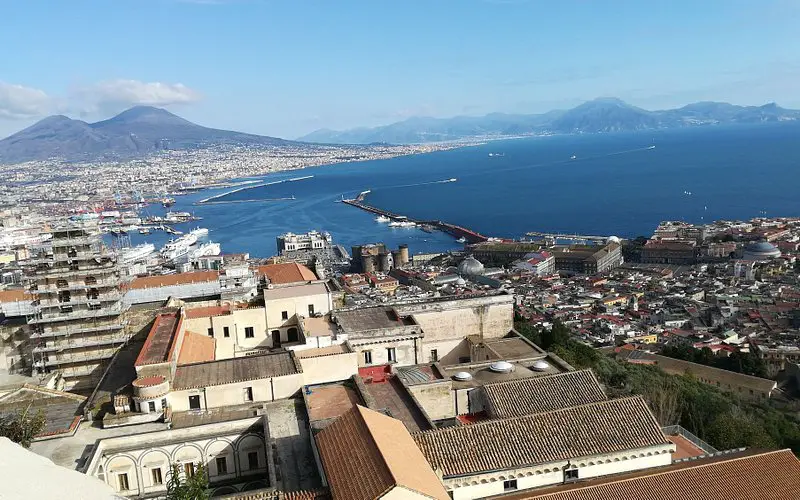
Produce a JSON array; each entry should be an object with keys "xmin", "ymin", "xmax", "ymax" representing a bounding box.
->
[
  {"xmin": 360, "ymin": 376, "xmax": 432, "ymax": 433},
  {"xmin": 469, "ymin": 335, "xmax": 545, "ymax": 360},
  {"xmin": 129, "ymin": 271, "xmax": 219, "ymax": 290},
  {"xmin": 293, "ymin": 345, "xmax": 351, "ymax": 359},
  {"xmin": 301, "ymin": 315, "xmax": 338, "ymax": 338},
  {"xmin": 256, "ymin": 262, "xmax": 317, "ymax": 284},
  {"xmin": 172, "ymin": 351, "xmax": 300, "ymax": 390},
  {"xmin": 183, "ymin": 304, "xmax": 231, "ymax": 319},
  {"xmin": 176, "ymin": 330, "xmax": 216, "ymax": 365},
  {"xmin": 305, "ymin": 383, "xmax": 362, "ymax": 424},
  {"xmin": 134, "ymin": 312, "xmax": 180, "ymax": 366},
  {"xmin": 263, "ymin": 282, "xmax": 328, "ymax": 300},
  {"xmin": 509, "ymin": 449, "xmax": 800, "ymax": 500},
  {"xmin": 0, "ymin": 385, "xmax": 85, "ymax": 437},
  {"xmin": 414, "ymin": 396, "xmax": 670, "ymax": 477},
  {"xmin": 315, "ymin": 405, "xmax": 449, "ymax": 500},
  {"xmin": 334, "ymin": 306, "xmax": 414, "ymax": 333},
  {"xmin": 483, "ymin": 369, "xmax": 607, "ymax": 418}
]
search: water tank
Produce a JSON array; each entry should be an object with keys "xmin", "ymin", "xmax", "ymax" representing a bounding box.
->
[
  {"xmin": 489, "ymin": 361, "xmax": 514, "ymax": 373},
  {"xmin": 453, "ymin": 371, "xmax": 473, "ymax": 381},
  {"xmin": 531, "ymin": 360, "xmax": 550, "ymax": 372}
]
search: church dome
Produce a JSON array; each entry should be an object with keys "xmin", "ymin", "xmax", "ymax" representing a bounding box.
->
[
  {"xmin": 742, "ymin": 241, "xmax": 781, "ymax": 261},
  {"xmin": 458, "ymin": 256, "xmax": 485, "ymax": 276}
]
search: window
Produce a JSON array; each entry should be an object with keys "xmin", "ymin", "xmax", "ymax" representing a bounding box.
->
[
  {"xmin": 223, "ymin": 326, "xmax": 230, "ymax": 338},
  {"xmin": 148, "ymin": 401, "xmax": 156, "ymax": 412},
  {"xmin": 565, "ymin": 468, "xmax": 579, "ymax": 481},
  {"xmin": 247, "ymin": 451, "xmax": 259, "ymax": 469},
  {"xmin": 287, "ymin": 327, "xmax": 299, "ymax": 342},
  {"xmin": 188, "ymin": 395, "xmax": 201, "ymax": 410},
  {"xmin": 503, "ymin": 480, "xmax": 517, "ymax": 491},
  {"xmin": 244, "ymin": 387, "xmax": 253, "ymax": 402},
  {"xmin": 281, "ymin": 310, "xmax": 288, "ymax": 321},
  {"xmin": 88, "ymin": 303, "xmax": 102, "ymax": 311},
  {"xmin": 387, "ymin": 347, "xmax": 397, "ymax": 363},
  {"xmin": 308, "ymin": 304, "xmax": 315, "ymax": 316},
  {"xmin": 161, "ymin": 398, "xmax": 167, "ymax": 409},
  {"xmin": 151, "ymin": 468, "xmax": 163, "ymax": 485},
  {"xmin": 208, "ymin": 327, "xmax": 214, "ymax": 337},
  {"xmin": 364, "ymin": 350, "xmax": 373, "ymax": 364},
  {"xmin": 430, "ymin": 349, "xmax": 438, "ymax": 362},
  {"xmin": 184, "ymin": 463, "xmax": 195, "ymax": 478},
  {"xmin": 118, "ymin": 473, "xmax": 130, "ymax": 491},
  {"xmin": 244, "ymin": 326, "xmax": 255, "ymax": 338},
  {"xmin": 215, "ymin": 456, "xmax": 228, "ymax": 475}
]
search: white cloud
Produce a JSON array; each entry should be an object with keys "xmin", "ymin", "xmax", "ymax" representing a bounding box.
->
[
  {"xmin": 75, "ymin": 79, "xmax": 201, "ymax": 115},
  {"xmin": 0, "ymin": 82, "xmax": 52, "ymax": 119}
]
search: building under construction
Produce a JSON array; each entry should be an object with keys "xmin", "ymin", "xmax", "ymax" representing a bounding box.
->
[
  {"xmin": 351, "ymin": 243, "xmax": 409, "ymax": 273},
  {"xmin": 25, "ymin": 220, "xmax": 129, "ymax": 393}
]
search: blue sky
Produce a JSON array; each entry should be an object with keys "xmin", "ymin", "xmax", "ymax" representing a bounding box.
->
[{"xmin": 1, "ymin": 0, "xmax": 799, "ymax": 139}]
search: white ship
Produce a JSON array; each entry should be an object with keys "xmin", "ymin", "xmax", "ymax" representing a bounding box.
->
[
  {"xmin": 375, "ymin": 215, "xmax": 391, "ymax": 223},
  {"xmin": 185, "ymin": 242, "xmax": 221, "ymax": 261},
  {"xmin": 119, "ymin": 243, "xmax": 155, "ymax": 264},
  {"xmin": 160, "ymin": 227, "xmax": 210, "ymax": 261},
  {"xmin": 388, "ymin": 221, "xmax": 416, "ymax": 228}
]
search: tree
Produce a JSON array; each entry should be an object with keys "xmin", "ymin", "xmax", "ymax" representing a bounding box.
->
[
  {"xmin": 166, "ymin": 463, "xmax": 210, "ymax": 500},
  {"xmin": 0, "ymin": 404, "xmax": 46, "ymax": 448}
]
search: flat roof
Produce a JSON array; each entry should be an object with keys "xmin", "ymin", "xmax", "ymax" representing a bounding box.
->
[
  {"xmin": 134, "ymin": 312, "xmax": 180, "ymax": 366},
  {"xmin": 184, "ymin": 305, "xmax": 231, "ymax": 319},
  {"xmin": 473, "ymin": 335, "xmax": 545, "ymax": 359},
  {"xmin": 334, "ymin": 306, "xmax": 411, "ymax": 333},
  {"xmin": 302, "ymin": 315, "xmax": 338, "ymax": 338},
  {"xmin": 256, "ymin": 262, "xmax": 317, "ymax": 284},
  {"xmin": 0, "ymin": 385, "xmax": 85, "ymax": 437},
  {"xmin": 172, "ymin": 351, "xmax": 300, "ymax": 390},
  {"xmin": 294, "ymin": 344, "xmax": 350, "ymax": 358},
  {"xmin": 263, "ymin": 282, "xmax": 327, "ymax": 300},
  {"xmin": 361, "ymin": 376, "xmax": 431, "ymax": 432}
]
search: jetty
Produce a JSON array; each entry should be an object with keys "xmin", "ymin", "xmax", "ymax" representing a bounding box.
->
[
  {"xmin": 525, "ymin": 231, "xmax": 616, "ymax": 245},
  {"xmin": 342, "ymin": 197, "xmax": 489, "ymax": 244},
  {"xmin": 197, "ymin": 175, "xmax": 314, "ymax": 204}
]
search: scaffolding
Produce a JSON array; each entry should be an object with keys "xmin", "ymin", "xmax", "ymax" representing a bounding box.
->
[{"xmin": 24, "ymin": 219, "xmax": 131, "ymax": 392}]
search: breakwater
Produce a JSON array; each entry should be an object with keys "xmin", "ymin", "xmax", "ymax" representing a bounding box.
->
[{"xmin": 341, "ymin": 197, "xmax": 489, "ymax": 244}]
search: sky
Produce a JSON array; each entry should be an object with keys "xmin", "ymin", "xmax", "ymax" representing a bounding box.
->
[{"xmin": 1, "ymin": 0, "xmax": 799, "ymax": 139}]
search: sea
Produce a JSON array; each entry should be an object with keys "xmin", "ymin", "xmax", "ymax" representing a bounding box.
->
[{"xmin": 118, "ymin": 122, "xmax": 800, "ymax": 258}]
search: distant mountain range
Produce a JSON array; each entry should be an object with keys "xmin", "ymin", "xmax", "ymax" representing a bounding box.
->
[
  {"xmin": 0, "ymin": 106, "xmax": 295, "ymax": 164},
  {"xmin": 298, "ymin": 98, "xmax": 800, "ymax": 144}
]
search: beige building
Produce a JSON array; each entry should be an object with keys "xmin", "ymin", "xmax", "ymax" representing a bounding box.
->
[
  {"xmin": 182, "ymin": 305, "xmax": 270, "ymax": 358},
  {"xmin": 263, "ymin": 283, "xmax": 332, "ymax": 347}
]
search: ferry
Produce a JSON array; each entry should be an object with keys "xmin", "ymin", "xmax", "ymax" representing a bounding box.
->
[
  {"xmin": 160, "ymin": 228, "xmax": 208, "ymax": 261},
  {"xmin": 388, "ymin": 221, "xmax": 416, "ymax": 228},
  {"xmin": 375, "ymin": 215, "xmax": 391, "ymax": 223}
]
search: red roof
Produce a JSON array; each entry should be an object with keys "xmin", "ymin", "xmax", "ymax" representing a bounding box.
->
[
  {"xmin": 135, "ymin": 312, "xmax": 181, "ymax": 366},
  {"xmin": 129, "ymin": 271, "xmax": 219, "ymax": 290},
  {"xmin": 255, "ymin": 262, "xmax": 316, "ymax": 284},
  {"xmin": 184, "ymin": 305, "xmax": 231, "ymax": 319}
]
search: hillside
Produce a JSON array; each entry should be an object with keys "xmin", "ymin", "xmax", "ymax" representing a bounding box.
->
[
  {"xmin": 0, "ymin": 106, "xmax": 296, "ymax": 164},
  {"xmin": 299, "ymin": 98, "xmax": 800, "ymax": 144}
]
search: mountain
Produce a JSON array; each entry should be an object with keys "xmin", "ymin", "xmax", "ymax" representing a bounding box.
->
[
  {"xmin": 299, "ymin": 98, "xmax": 800, "ymax": 144},
  {"xmin": 0, "ymin": 106, "xmax": 295, "ymax": 164}
]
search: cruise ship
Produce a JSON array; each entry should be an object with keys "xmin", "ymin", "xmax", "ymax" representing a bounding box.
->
[{"xmin": 119, "ymin": 243, "xmax": 156, "ymax": 264}]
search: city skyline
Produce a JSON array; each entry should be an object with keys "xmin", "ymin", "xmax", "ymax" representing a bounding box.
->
[{"xmin": 1, "ymin": 0, "xmax": 799, "ymax": 139}]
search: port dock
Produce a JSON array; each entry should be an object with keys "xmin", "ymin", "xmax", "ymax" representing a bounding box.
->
[
  {"xmin": 525, "ymin": 231, "xmax": 617, "ymax": 245},
  {"xmin": 342, "ymin": 197, "xmax": 489, "ymax": 244}
]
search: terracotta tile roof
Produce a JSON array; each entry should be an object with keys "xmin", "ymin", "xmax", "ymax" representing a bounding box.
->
[
  {"xmin": 513, "ymin": 449, "xmax": 800, "ymax": 500},
  {"xmin": 129, "ymin": 271, "xmax": 220, "ymax": 290},
  {"xmin": 177, "ymin": 330, "xmax": 216, "ymax": 365},
  {"xmin": 134, "ymin": 312, "xmax": 181, "ymax": 366},
  {"xmin": 256, "ymin": 262, "xmax": 316, "ymax": 284},
  {"xmin": 172, "ymin": 351, "xmax": 300, "ymax": 390},
  {"xmin": 316, "ymin": 405, "xmax": 449, "ymax": 500},
  {"xmin": 414, "ymin": 396, "xmax": 670, "ymax": 478},
  {"xmin": 0, "ymin": 289, "xmax": 27, "ymax": 302},
  {"xmin": 184, "ymin": 304, "xmax": 231, "ymax": 319},
  {"xmin": 483, "ymin": 370, "xmax": 607, "ymax": 418}
]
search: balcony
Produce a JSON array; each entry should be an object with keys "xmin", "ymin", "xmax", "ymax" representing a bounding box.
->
[
  {"xmin": 28, "ymin": 263, "xmax": 118, "ymax": 279},
  {"xmin": 33, "ymin": 278, "xmax": 121, "ymax": 293},
  {"xmin": 37, "ymin": 292, "xmax": 122, "ymax": 308}
]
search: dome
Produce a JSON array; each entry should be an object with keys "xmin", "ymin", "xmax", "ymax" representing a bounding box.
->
[
  {"xmin": 531, "ymin": 360, "xmax": 550, "ymax": 372},
  {"xmin": 489, "ymin": 361, "xmax": 514, "ymax": 373},
  {"xmin": 453, "ymin": 371, "xmax": 473, "ymax": 381},
  {"xmin": 458, "ymin": 256, "xmax": 485, "ymax": 276},
  {"xmin": 742, "ymin": 241, "xmax": 781, "ymax": 261}
]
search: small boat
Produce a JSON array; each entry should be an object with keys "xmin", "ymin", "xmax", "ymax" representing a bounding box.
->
[
  {"xmin": 376, "ymin": 215, "xmax": 390, "ymax": 223},
  {"xmin": 570, "ymin": 155, "xmax": 577, "ymax": 160},
  {"xmin": 456, "ymin": 237, "xmax": 467, "ymax": 243},
  {"xmin": 139, "ymin": 227, "xmax": 151, "ymax": 235},
  {"xmin": 648, "ymin": 145, "xmax": 656, "ymax": 150},
  {"xmin": 448, "ymin": 178, "xmax": 457, "ymax": 182}
]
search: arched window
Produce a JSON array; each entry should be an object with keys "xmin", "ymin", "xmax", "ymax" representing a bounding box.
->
[{"xmin": 287, "ymin": 327, "xmax": 299, "ymax": 342}]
